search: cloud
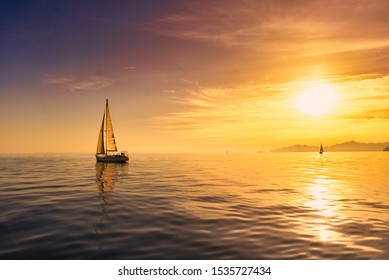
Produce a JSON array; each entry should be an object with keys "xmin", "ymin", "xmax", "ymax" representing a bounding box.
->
[
  {"xmin": 69, "ymin": 76, "xmax": 115, "ymax": 92},
  {"xmin": 354, "ymin": 95, "xmax": 389, "ymax": 101},
  {"xmin": 41, "ymin": 73, "xmax": 115, "ymax": 92},
  {"xmin": 149, "ymin": 0, "xmax": 389, "ymax": 56},
  {"xmin": 332, "ymin": 74, "xmax": 389, "ymax": 120},
  {"xmin": 41, "ymin": 73, "xmax": 75, "ymax": 84},
  {"xmin": 133, "ymin": 0, "xmax": 389, "ymax": 89},
  {"xmin": 119, "ymin": 66, "xmax": 136, "ymax": 70},
  {"xmin": 154, "ymin": 72, "xmax": 389, "ymax": 137},
  {"xmin": 152, "ymin": 81, "xmax": 284, "ymax": 135},
  {"xmin": 151, "ymin": 1, "xmax": 267, "ymax": 46},
  {"xmin": 345, "ymin": 109, "xmax": 389, "ymax": 120}
]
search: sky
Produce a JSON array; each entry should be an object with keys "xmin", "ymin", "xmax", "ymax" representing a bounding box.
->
[{"xmin": 1, "ymin": 0, "xmax": 389, "ymax": 153}]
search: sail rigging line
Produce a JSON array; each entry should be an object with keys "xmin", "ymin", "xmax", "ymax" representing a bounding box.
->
[{"xmin": 105, "ymin": 100, "xmax": 108, "ymax": 155}]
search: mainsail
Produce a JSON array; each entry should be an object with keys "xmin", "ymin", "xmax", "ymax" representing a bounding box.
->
[
  {"xmin": 105, "ymin": 101, "xmax": 117, "ymax": 152},
  {"xmin": 96, "ymin": 112, "xmax": 105, "ymax": 154},
  {"xmin": 96, "ymin": 100, "xmax": 118, "ymax": 155}
]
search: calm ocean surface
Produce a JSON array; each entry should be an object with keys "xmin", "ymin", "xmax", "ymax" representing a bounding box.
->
[{"xmin": 0, "ymin": 153, "xmax": 388, "ymax": 259}]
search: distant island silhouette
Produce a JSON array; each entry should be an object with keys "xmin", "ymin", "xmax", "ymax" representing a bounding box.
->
[{"xmin": 273, "ymin": 141, "xmax": 389, "ymax": 152}]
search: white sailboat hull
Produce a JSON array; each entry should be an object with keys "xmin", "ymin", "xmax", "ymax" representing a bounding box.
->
[{"xmin": 96, "ymin": 154, "xmax": 129, "ymax": 162}]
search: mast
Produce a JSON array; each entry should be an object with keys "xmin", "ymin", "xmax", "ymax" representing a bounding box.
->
[{"xmin": 105, "ymin": 99, "xmax": 108, "ymax": 155}]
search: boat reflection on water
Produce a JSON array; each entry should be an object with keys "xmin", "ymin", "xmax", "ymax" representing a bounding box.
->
[
  {"xmin": 95, "ymin": 163, "xmax": 115, "ymax": 210},
  {"xmin": 94, "ymin": 163, "xmax": 127, "ymax": 236}
]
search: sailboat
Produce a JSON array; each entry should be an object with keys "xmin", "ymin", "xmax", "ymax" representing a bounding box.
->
[
  {"xmin": 96, "ymin": 99, "xmax": 129, "ymax": 162},
  {"xmin": 319, "ymin": 143, "xmax": 324, "ymax": 154}
]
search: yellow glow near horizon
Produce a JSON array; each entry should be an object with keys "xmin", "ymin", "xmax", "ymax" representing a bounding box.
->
[{"xmin": 294, "ymin": 84, "xmax": 338, "ymax": 116}]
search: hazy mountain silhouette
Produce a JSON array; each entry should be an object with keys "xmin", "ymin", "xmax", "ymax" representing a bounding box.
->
[{"xmin": 273, "ymin": 141, "xmax": 389, "ymax": 152}]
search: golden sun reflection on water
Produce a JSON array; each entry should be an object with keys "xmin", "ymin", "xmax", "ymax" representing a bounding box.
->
[
  {"xmin": 307, "ymin": 177, "xmax": 338, "ymax": 217},
  {"xmin": 305, "ymin": 175, "xmax": 342, "ymax": 243}
]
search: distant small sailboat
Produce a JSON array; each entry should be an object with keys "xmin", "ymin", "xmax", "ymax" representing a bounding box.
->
[
  {"xmin": 319, "ymin": 143, "xmax": 324, "ymax": 154},
  {"xmin": 96, "ymin": 99, "xmax": 129, "ymax": 162}
]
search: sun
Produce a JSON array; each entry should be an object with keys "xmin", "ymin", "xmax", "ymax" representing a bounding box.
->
[{"xmin": 293, "ymin": 84, "xmax": 338, "ymax": 116}]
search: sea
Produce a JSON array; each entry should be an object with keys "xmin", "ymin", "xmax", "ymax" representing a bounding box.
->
[{"xmin": 0, "ymin": 152, "xmax": 388, "ymax": 260}]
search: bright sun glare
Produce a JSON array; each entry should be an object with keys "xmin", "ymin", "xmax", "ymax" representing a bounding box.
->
[{"xmin": 294, "ymin": 84, "xmax": 338, "ymax": 116}]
